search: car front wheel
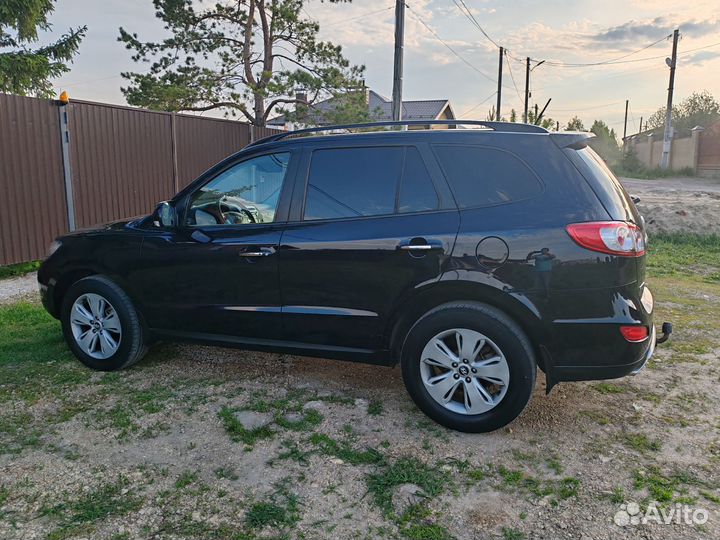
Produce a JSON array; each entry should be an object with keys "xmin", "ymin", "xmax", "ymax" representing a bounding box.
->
[
  {"xmin": 61, "ymin": 275, "xmax": 147, "ymax": 371},
  {"xmin": 401, "ymin": 302, "xmax": 536, "ymax": 432}
]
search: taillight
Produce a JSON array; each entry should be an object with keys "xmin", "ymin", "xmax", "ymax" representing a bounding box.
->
[
  {"xmin": 620, "ymin": 325, "xmax": 649, "ymax": 342},
  {"xmin": 566, "ymin": 221, "xmax": 645, "ymax": 257}
]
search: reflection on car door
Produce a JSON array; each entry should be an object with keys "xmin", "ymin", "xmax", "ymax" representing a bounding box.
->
[
  {"xmin": 279, "ymin": 144, "xmax": 460, "ymax": 352},
  {"xmin": 137, "ymin": 151, "xmax": 295, "ymax": 340}
]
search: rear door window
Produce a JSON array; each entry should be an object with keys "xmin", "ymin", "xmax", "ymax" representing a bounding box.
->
[
  {"xmin": 568, "ymin": 146, "xmax": 640, "ymax": 224},
  {"xmin": 304, "ymin": 147, "xmax": 403, "ymax": 220},
  {"xmin": 433, "ymin": 145, "xmax": 542, "ymax": 208},
  {"xmin": 398, "ymin": 147, "xmax": 439, "ymax": 213}
]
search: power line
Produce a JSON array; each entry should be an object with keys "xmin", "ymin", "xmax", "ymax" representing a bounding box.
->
[
  {"xmin": 538, "ymin": 38, "xmax": 720, "ymax": 68},
  {"xmin": 460, "ymin": 90, "xmax": 497, "ymax": 117},
  {"xmin": 504, "ymin": 51, "xmax": 523, "ymax": 104},
  {"xmin": 539, "ymin": 34, "xmax": 671, "ymax": 67},
  {"xmin": 453, "ymin": 1, "xmax": 673, "ymax": 70},
  {"xmin": 628, "ymin": 102, "xmax": 637, "ymax": 131},
  {"xmin": 551, "ymin": 101, "xmax": 624, "ymax": 112},
  {"xmin": 322, "ymin": 5, "xmax": 395, "ymax": 28},
  {"xmin": 406, "ymin": 5, "xmax": 497, "ymax": 83},
  {"xmin": 451, "ymin": 0, "xmax": 500, "ymax": 49}
]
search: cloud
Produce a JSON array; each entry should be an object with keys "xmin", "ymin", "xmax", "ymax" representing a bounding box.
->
[
  {"xmin": 590, "ymin": 16, "xmax": 720, "ymax": 44},
  {"xmin": 685, "ymin": 50, "xmax": 720, "ymax": 66}
]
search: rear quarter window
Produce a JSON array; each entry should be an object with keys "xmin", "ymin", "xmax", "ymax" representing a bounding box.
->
[{"xmin": 433, "ymin": 145, "xmax": 543, "ymax": 208}]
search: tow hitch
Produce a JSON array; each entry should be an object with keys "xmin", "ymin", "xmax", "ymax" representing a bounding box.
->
[{"xmin": 656, "ymin": 322, "xmax": 672, "ymax": 344}]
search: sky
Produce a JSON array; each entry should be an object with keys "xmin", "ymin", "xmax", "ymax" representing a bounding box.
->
[{"xmin": 44, "ymin": 0, "xmax": 720, "ymax": 134}]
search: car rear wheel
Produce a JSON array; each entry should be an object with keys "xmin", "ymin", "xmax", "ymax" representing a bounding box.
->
[
  {"xmin": 61, "ymin": 276, "xmax": 148, "ymax": 371},
  {"xmin": 401, "ymin": 302, "xmax": 536, "ymax": 432}
]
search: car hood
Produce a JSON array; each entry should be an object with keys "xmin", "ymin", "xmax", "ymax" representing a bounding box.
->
[{"xmin": 58, "ymin": 215, "xmax": 148, "ymax": 238}]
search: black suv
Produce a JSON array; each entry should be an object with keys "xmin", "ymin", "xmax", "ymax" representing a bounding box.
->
[{"xmin": 38, "ymin": 120, "xmax": 670, "ymax": 432}]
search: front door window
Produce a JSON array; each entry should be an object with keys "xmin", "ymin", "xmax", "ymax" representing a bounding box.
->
[{"xmin": 187, "ymin": 152, "xmax": 290, "ymax": 226}]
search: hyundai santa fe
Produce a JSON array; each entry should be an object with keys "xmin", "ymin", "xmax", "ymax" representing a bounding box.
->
[{"xmin": 38, "ymin": 120, "xmax": 671, "ymax": 432}]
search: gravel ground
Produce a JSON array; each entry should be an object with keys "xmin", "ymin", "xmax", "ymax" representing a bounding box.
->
[
  {"xmin": 1, "ymin": 298, "xmax": 719, "ymax": 540},
  {"xmin": 0, "ymin": 273, "xmax": 38, "ymax": 304}
]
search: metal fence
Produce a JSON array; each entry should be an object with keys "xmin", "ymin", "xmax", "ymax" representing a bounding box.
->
[{"xmin": 0, "ymin": 93, "xmax": 281, "ymax": 265}]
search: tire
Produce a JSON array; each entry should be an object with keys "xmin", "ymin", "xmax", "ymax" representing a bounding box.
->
[
  {"xmin": 60, "ymin": 275, "xmax": 148, "ymax": 371},
  {"xmin": 400, "ymin": 302, "xmax": 536, "ymax": 433}
]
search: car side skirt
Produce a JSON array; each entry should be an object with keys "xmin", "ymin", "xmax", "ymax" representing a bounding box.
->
[{"xmin": 151, "ymin": 329, "xmax": 393, "ymax": 366}]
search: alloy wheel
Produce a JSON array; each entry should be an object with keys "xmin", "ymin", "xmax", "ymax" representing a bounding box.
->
[
  {"xmin": 70, "ymin": 293, "xmax": 122, "ymax": 359},
  {"xmin": 419, "ymin": 328, "xmax": 510, "ymax": 415}
]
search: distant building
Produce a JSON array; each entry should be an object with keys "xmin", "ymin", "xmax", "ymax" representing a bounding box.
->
[{"xmin": 267, "ymin": 89, "xmax": 455, "ymax": 129}]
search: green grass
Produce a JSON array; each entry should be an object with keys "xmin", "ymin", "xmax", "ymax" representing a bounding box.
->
[
  {"xmin": 621, "ymin": 433, "xmax": 662, "ymax": 454},
  {"xmin": 274, "ymin": 408, "xmax": 324, "ymax": 431},
  {"xmin": 647, "ymin": 233, "xmax": 720, "ymax": 282},
  {"xmin": 0, "ymin": 303, "xmax": 90, "ymax": 401},
  {"xmin": 245, "ymin": 492, "xmax": 300, "ymax": 530},
  {"xmin": 309, "ymin": 433, "xmax": 384, "ymax": 465},
  {"xmin": 217, "ymin": 406, "xmax": 274, "ymax": 447},
  {"xmin": 367, "ymin": 399, "xmax": 384, "ymax": 416},
  {"xmin": 632, "ymin": 466, "xmax": 706, "ymax": 504},
  {"xmin": 214, "ymin": 467, "xmax": 239, "ymax": 481},
  {"xmin": 592, "ymin": 382, "xmax": 624, "ymax": 394},
  {"xmin": 397, "ymin": 505, "xmax": 454, "ymax": 540},
  {"xmin": 131, "ymin": 385, "xmax": 174, "ymax": 414},
  {"xmin": 545, "ymin": 457, "xmax": 563, "ymax": 475},
  {"xmin": 0, "ymin": 260, "xmax": 40, "ymax": 279},
  {"xmin": 615, "ymin": 165, "xmax": 695, "ymax": 179},
  {"xmin": 609, "ymin": 486, "xmax": 625, "ymax": 504},
  {"xmin": 367, "ymin": 457, "xmax": 448, "ymax": 516},
  {"xmin": 0, "ymin": 303, "xmax": 97, "ymax": 453},
  {"xmin": 42, "ymin": 476, "xmax": 143, "ymax": 539},
  {"xmin": 496, "ymin": 465, "xmax": 579, "ymax": 503},
  {"xmin": 175, "ymin": 470, "xmax": 199, "ymax": 489},
  {"xmin": 501, "ymin": 527, "xmax": 525, "ymax": 540}
]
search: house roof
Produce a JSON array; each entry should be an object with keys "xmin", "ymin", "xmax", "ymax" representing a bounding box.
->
[{"xmin": 267, "ymin": 90, "xmax": 454, "ymax": 126}]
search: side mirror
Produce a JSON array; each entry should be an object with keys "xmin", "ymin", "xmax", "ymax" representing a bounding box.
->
[{"xmin": 153, "ymin": 201, "xmax": 176, "ymax": 228}]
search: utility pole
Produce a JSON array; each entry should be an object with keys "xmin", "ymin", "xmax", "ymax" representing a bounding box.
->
[
  {"xmin": 622, "ymin": 99, "xmax": 629, "ymax": 148},
  {"xmin": 496, "ymin": 47, "xmax": 504, "ymax": 121},
  {"xmin": 660, "ymin": 28, "xmax": 679, "ymax": 169},
  {"xmin": 523, "ymin": 57, "xmax": 530, "ymax": 123},
  {"xmin": 391, "ymin": 0, "xmax": 405, "ymax": 123},
  {"xmin": 639, "ymin": 116, "xmax": 643, "ymax": 134}
]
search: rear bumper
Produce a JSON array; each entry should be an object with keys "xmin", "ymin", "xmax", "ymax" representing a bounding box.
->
[
  {"xmin": 551, "ymin": 324, "xmax": 657, "ymax": 382},
  {"xmin": 541, "ymin": 284, "xmax": 671, "ymax": 388},
  {"xmin": 630, "ymin": 324, "xmax": 656, "ymax": 375}
]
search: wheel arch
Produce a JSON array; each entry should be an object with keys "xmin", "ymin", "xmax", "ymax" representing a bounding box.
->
[
  {"xmin": 387, "ymin": 281, "xmax": 548, "ymax": 370},
  {"xmin": 54, "ymin": 268, "xmax": 147, "ymax": 328}
]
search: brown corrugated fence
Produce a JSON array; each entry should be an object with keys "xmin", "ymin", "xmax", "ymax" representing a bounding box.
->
[
  {"xmin": 0, "ymin": 94, "xmax": 68, "ymax": 265},
  {"xmin": 0, "ymin": 94, "xmax": 282, "ymax": 265}
]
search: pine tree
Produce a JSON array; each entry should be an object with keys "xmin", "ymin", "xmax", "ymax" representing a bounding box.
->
[
  {"xmin": 0, "ymin": 0, "xmax": 86, "ymax": 97},
  {"xmin": 119, "ymin": 0, "xmax": 365, "ymax": 126}
]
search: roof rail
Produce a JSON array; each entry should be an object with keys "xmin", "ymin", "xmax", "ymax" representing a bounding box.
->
[{"xmin": 249, "ymin": 119, "xmax": 547, "ymax": 147}]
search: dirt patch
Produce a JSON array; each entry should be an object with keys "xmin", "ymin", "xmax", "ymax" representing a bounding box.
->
[{"xmin": 620, "ymin": 177, "xmax": 720, "ymax": 235}]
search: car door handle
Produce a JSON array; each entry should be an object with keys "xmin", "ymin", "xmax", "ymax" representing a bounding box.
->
[
  {"xmin": 239, "ymin": 247, "xmax": 274, "ymax": 257},
  {"xmin": 397, "ymin": 238, "xmax": 443, "ymax": 252},
  {"xmin": 399, "ymin": 244, "xmax": 434, "ymax": 251}
]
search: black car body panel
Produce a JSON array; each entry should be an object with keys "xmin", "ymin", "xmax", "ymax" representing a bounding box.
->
[{"xmin": 39, "ymin": 125, "xmax": 657, "ymax": 389}]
